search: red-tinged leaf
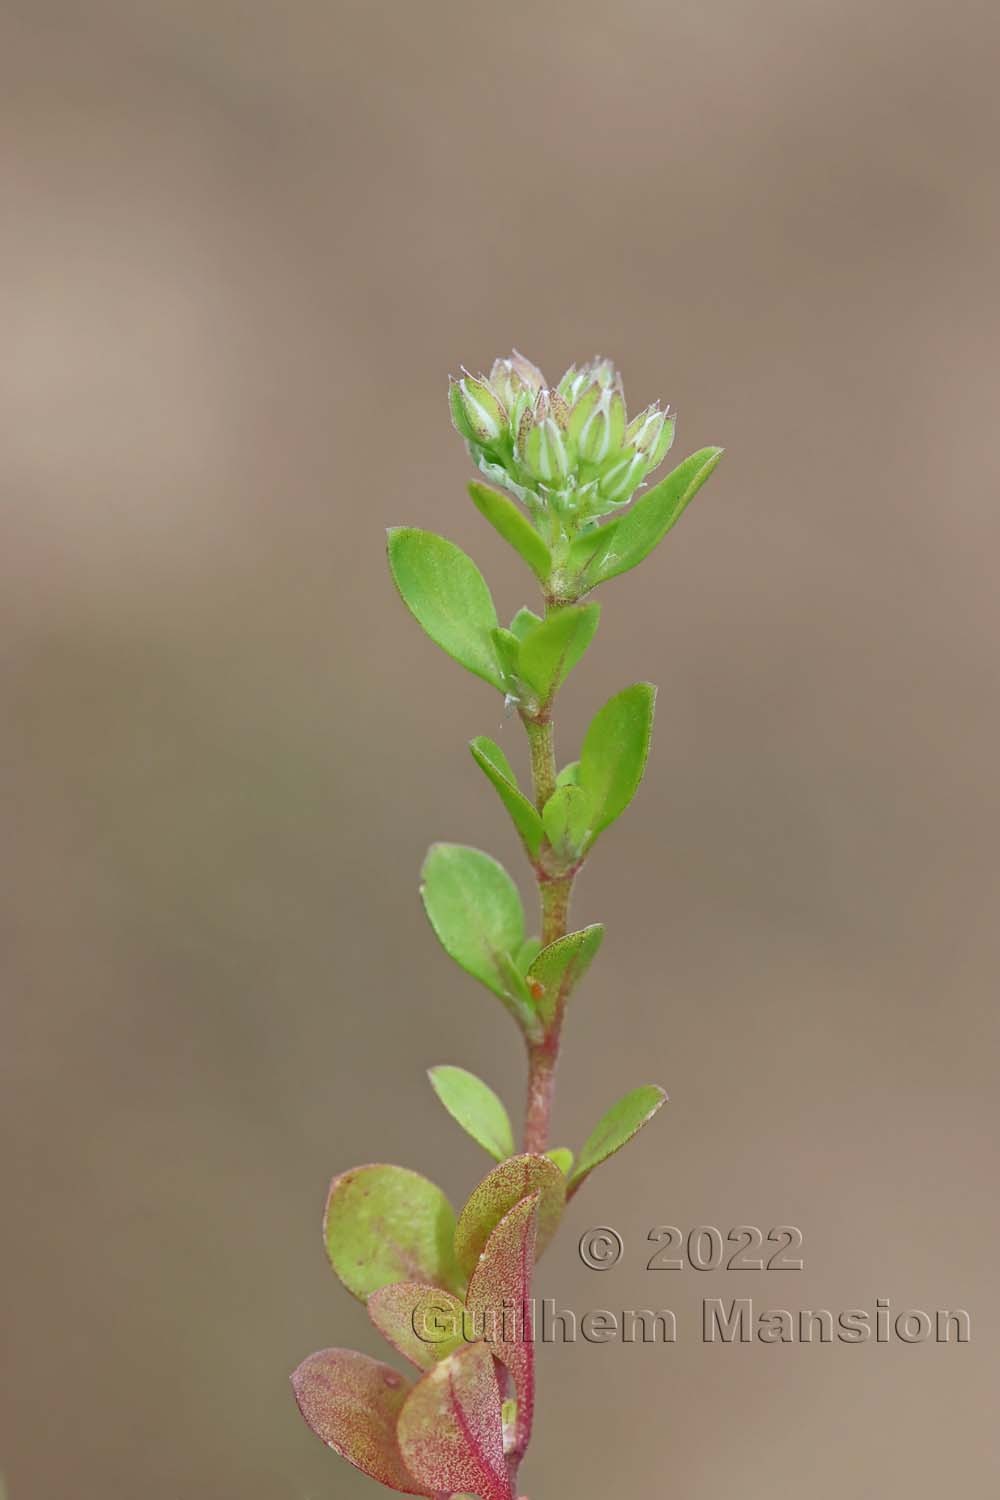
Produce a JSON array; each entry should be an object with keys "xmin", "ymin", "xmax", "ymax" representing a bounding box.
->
[
  {"xmin": 290, "ymin": 1347, "xmax": 430, "ymax": 1495},
  {"xmin": 453, "ymin": 1154, "xmax": 565, "ymax": 1278},
  {"xmin": 368, "ymin": 1281, "xmax": 468, "ymax": 1371},
  {"xmin": 324, "ymin": 1163, "xmax": 462, "ymax": 1302},
  {"xmin": 466, "ymin": 1194, "xmax": 538, "ymax": 1453},
  {"xmin": 397, "ymin": 1343, "xmax": 511, "ymax": 1500}
]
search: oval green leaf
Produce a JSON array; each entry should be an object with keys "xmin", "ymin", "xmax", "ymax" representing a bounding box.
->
[
  {"xmin": 579, "ymin": 447, "xmax": 723, "ymax": 588},
  {"xmin": 578, "ymin": 682, "xmax": 656, "ymax": 843},
  {"xmin": 525, "ymin": 923, "xmax": 604, "ymax": 1028},
  {"xmin": 324, "ymin": 1164, "xmax": 461, "ymax": 1302},
  {"xmin": 420, "ymin": 843, "xmax": 526, "ymax": 1003},
  {"xmin": 428, "ymin": 1064, "xmax": 516, "ymax": 1162},
  {"xmin": 468, "ymin": 479, "xmax": 552, "ymax": 585},
  {"xmin": 518, "ymin": 604, "xmax": 601, "ymax": 703},
  {"xmin": 469, "ymin": 737, "xmax": 545, "ymax": 860},
  {"xmin": 569, "ymin": 1084, "xmax": 668, "ymax": 1195},
  {"xmin": 541, "ymin": 782, "xmax": 593, "ymax": 861},
  {"xmin": 387, "ymin": 528, "xmax": 502, "ymax": 689}
]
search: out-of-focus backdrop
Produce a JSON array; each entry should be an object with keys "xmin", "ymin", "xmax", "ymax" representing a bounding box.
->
[{"xmin": 2, "ymin": 1, "xmax": 998, "ymax": 1495}]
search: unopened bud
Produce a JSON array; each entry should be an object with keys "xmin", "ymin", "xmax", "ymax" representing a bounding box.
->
[
  {"xmin": 599, "ymin": 446, "xmax": 645, "ymax": 503},
  {"xmin": 449, "ymin": 374, "xmax": 507, "ymax": 446},
  {"xmin": 570, "ymin": 386, "xmax": 626, "ymax": 465},
  {"xmin": 627, "ymin": 404, "xmax": 676, "ymax": 468},
  {"xmin": 522, "ymin": 415, "xmax": 571, "ymax": 483}
]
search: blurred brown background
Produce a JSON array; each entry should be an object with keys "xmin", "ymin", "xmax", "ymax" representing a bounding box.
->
[{"xmin": 2, "ymin": 0, "xmax": 998, "ymax": 1495}]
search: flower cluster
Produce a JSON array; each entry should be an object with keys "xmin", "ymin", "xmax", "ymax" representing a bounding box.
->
[{"xmin": 449, "ymin": 351, "xmax": 675, "ymax": 528}]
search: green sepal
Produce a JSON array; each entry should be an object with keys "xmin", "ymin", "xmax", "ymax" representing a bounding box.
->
[
  {"xmin": 453, "ymin": 1154, "xmax": 566, "ymax": 1278},
  {"xmin": 428, "ymin": 1065, "xmax": 516, "ymax": 1161},
  {"xmin": 578, "ymin": 682, "xmax": 656, "ymax": 844},
  {"xmin": 469, "ymin": 737, "xmax": 544, "ymax": 860},
  {"xmin": 518, "ymin": 604, "xmax": 601, "ymax": 704},
  {"xmin": 525, "ymin": 923, "xmax": 604, "ymax": 1028},
  {"xmin": 323, "ymin": 1163, "xmax": 462, "ymax": 1302},
  {"xmin": 541, "ymin": 782, "xmax": 593, "ymax": 861},
  {"xmin": 569, "ymin": 1085, "xmax": 668, "ymax": 1195},
  {"xmin": 387, "ymin": 527, "xmax": 503, "ymax": 689},
  {"xmin": 576, "ymin": 447, "xmax": 723, "ymax": 589},
  {"xmin": 468, "ymin": 479, "xmax": 552, "ymax": 585},
  {"xmin": 546, "ymin": 1147, "xmax": 574, "ymax": 1176}
]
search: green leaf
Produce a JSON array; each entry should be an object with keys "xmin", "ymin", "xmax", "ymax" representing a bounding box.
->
[
  {"xmin": 567, "ymin": 516, "xmax": 622, "ymax": 575},
  {"xmin": 420, "ymin": 843, "xmax": 525, "ymax": 1004},
  {"xmin": 515, "ymin": 935, "xmax": 543, "ymax": 972},
  {"xmin": 578, "ymin": 682, "xmax": 656, "ymax": 843},
  {"xmin": 541, "ymin": 783, "xmax": 593, "ymax": 861},
  {"xmin": 569, "ymin": 1085, "xmax": 668, "ymax": 1194},
  {"xmin": 397, "ymin": 1344, "xmax": 509, "ymax": 1500},
  {"xmin": 518, "ymin": 604, "xmax": 601, "ymax": 703},
  {"xmin": 387, "ymin": 528, "xmax": 502, "ymax": 689},
  {"xmin": 324, "ymin": 1164, "xmax": 461, "ymax": 1303},
  {"xmin": 290, "ymin": 1348, "xmax": 426, "ymax": 1495},
  {"xmin": 428, "ymin": 1065, "xmax": 515, "ymax": 1161},
  {"xmin": 525, "ymin": 923, "xmax": 604, "ymax": 1028},
  {"xmin": 367, "ymin": 1282, "xmax": 468, "ymax": 1371},
  {"xmin": 578, "ymin": 447, "xmax": 723, "ymax": 588},
  {"xmin": 454, "ymin": 1154, "xmax": 566, "ymax": 1278},
  {"xmin": 489, "ymin": 626, "xmax": 522, "ymax": 692},
  {"xmin": 509, "ymin": 606, "xmax": 542, "ymax": 640},
  {"xmin": 546, "ymin": 1147, "xmax": 574, "ymax": 1175},
  {"xmin": 469, "ymin": 737, "xmax": 544, "ymax": 860},
  {"xmin": 468, "ymin": 479, "xmax": 552, "ymax": 585},
  {"xmin": 555, "ymin": 759, "xmax": 580, "ymax": 787}
]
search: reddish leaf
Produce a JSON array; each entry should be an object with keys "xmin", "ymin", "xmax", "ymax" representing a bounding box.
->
[
  {"xmin": 290, "ymin": 1347, "xmax": 429, "ymax": 1495},
  {"xmin": 397, "ymin": 1343, "xmax": 511, "ymax": 1500},
  {"xmin": 368, "ymin": 1281, "xmax": 468, "ymax": 1371},
  {"xmin": 454, "ymin": 1153, "xmax": 565, "ymax": 1278},
  {"xmin": 466, "ymin": 1194, "xmax": 538, "ymax": 1454}
]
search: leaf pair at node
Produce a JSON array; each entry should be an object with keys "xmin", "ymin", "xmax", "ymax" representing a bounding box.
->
[{"xmin": 427, "ymin": 1063, "xmax": 667, "ymax": 1197}]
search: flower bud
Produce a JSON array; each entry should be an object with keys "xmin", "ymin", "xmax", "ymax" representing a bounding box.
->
[
  {"xmin": 449, "ymin": 374, "xmax": 507, "ymax": 446},
  {"xmin": 627, "ymin": 404, "xmax": 676, "ymax": 469},
  {"xmin": 569, "ymin": 385, "xmax": 626, "ymax": 465},
  {"xmin": 598, "ymin": 446, "xmax": 645, "ymax": 503},
  {"xmin": 522, "ymin": 415, "xmax": 571, "ymax": 483},
  {"xmin": 489, "ymin": 351, "xmax": 545, "ymax": 411}
]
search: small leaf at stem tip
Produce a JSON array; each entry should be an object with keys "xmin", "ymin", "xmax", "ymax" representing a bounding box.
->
[
  {"xmin": 397, "ymin": 1343, "xmax": 511, "ymax": 1500},
  {"xmin": 428, "ymin": 1065, "xmax": 516, "ymax": 1162},
  {"xmin": 577, "ymin": 447, "xmax": 724, "ymax": 589},
  {"xmin": 470, "ymin": 737, "xmax": 545, "ymax": 860},
  {"xmin": 466, "ymin": 1194, "xmax": 539, "ymax": 1450},
  {"xmin": 420, "ymin": 844, "xmax": 525, "ymax": 1005},
  {"xmin": 454, "ymin": 1154, "xmax": 566, "ymax": 1278},
  {"xmin": 524, "ymin": 924, "xmax": 604, "ymax": 1029},
  {"xmin": 578, "ymin": 682, "xmax": 656, "ymax": 844},
  {"xmin": 468, "ymin": 479, "xmax": 552, "ymax": 585},
  {"xmin": 555, "ymin": 758, "xmax": 580, "ymax": 787},
  {"xmin": 387, "ymin": 527, "xmax": 503, "ymax": 689},
  {"xmin": 540, "ymin": 782, "xmax": 592, "ymax": 862},
  {"xmin": 368, "ymin": 1282, "xmax": 468, "ymax": 1371},
  {"xmin": 324, "ymin": 1164, "xmax": 462, "ymax": 1302},
  {"xmin": 546, "ymin": 1147, "xmax": 575, "ymax": 1175},
  {"xmin": 290, "ymin": 1347, "xmax": 429, "ymax": 1495},
  {"xmin": 569, "ymin": 1085, "xmax": 668, "ymax": 1194},
  {"xmin": 517, "ymin": 603, "xmax": 601, "ymax": 703}
]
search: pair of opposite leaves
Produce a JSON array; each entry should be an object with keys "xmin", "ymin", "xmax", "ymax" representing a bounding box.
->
[
  {"xmin": 387, "ymin": 445, "xmax": 724, "ymax": 699},
  {"xmin": 293, "ymin": 1087, "xmax": 666, "ymax": 1499}
]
